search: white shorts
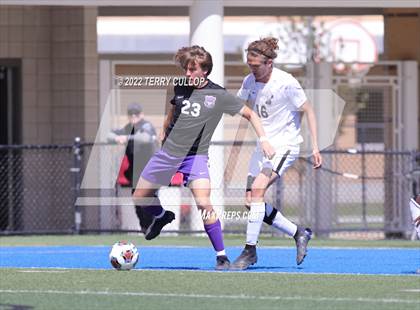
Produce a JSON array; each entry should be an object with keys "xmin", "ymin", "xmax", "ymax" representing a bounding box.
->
[{"xmin": 248, "ymin": 145, "xmax": 299, "ymax": 178}]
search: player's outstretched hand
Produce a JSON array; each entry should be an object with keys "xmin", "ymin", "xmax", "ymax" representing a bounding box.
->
[
  {"xmin": 261, "ymin": 141, "xmax": 276, "ymax": 160},
  {"xmin": 158, "ymin": 130, "xmax": 166, "ymax": 143},
  {"xmin": 312, "ymin": 149, "xmax": 322, "ymax": 169},
  {"xmin": 414, "ymin": 216, "xmax": 420, "ymax": 228},
  {"xmin": 115, "ymin": 136, "xmax": 128, "ymax": 144}
]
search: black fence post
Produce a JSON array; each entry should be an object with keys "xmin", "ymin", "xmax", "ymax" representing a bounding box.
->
[
  {"xmin": 361, "ymin": 130, "xmax": 367, "ymax": 229},
  {"xmin": 72, "ymin": 137, "xmax": 82, "ymax": 234},
  {"xmin": 412, "ymin": 151, "xmax": 420, "ymax": 197}
]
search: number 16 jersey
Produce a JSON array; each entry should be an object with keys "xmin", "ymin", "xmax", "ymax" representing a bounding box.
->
[{"xmin": 237, "ymin": 67, "xmax": 307, "ymax": 148}]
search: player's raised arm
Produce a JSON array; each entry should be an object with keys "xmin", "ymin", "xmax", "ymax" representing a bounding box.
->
[
  {"xmin": 300, "ymin": 101, "xmax": 322, "ymax": 168},
  {"xmin": 238, "ymin": 105, "xmax": 276, "ymax": 159}
]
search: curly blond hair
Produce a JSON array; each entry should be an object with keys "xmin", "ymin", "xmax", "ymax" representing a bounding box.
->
[{"xmin": 246, "ymin": 37, "xmax": 279, "ymax": 60}]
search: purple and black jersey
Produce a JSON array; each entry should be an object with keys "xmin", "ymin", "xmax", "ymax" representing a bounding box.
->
[{"xmin": 162, "ymin": 80, "xmax": 244, "ymax": 157}]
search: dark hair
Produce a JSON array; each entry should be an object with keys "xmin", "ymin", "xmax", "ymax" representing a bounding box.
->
[
  {"xmin": 127, "ymin": 102, "xmax": 142, "ymax": 115},
  {"xmin": 174, "ymin": 45, "xmax": 213, "ymax": 76},
  {"xmin": 246, "ymin": 37, "xmax": 279, "ymax": 60}
]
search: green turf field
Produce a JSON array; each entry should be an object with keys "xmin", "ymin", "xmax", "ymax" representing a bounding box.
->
[
  {"xmin": 1, "ymin": 268, "xmax": 419, "ymax": 310},
  {"xmin": 1, "ymin": 235, "xmax": 419, "ymax": 310}
]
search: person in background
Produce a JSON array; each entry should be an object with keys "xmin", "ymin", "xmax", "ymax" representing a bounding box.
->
[{"xmin": 108, "ymin": 103, "xmax": 157, "ymax": 233}]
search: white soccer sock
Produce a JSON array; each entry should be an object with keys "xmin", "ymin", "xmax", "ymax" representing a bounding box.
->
[
  {"xmin": 216, "ymin": 250, "xmax": 226, "ymax": 256},
  {"xmin": 246, "ymin": 202, "xmax": 266, "ymax": 245},
  {"xmin": 265, "ymin": 203, "xmax": 297, "ymax": 237}
]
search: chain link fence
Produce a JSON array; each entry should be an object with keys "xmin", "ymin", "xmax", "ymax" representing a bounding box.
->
[
  {"xmin": 0, "ymin": 141, "xmax": 418, "ymax": 239},
  {"xmin": 0, "ymin": 145, "xmax": 75, "ymax": 234}
]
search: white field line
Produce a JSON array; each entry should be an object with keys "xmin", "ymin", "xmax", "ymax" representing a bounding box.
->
[
  {"xmin": 1, "ymin": 267, "xmax": 420, "ymax": 277},
  {"xmin": 16, "ymin": 270, "xmax": 69, "ymax": 273},
  {"xmin": 0, "ymin": 249, "xmax": 100, "ymax": 254},
  {"xmin": 0, "ymin": 289, "xmax": 419, "ymax": 304}
]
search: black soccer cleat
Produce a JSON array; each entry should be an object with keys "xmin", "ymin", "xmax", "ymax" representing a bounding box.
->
[
  {"xmin": 144, "ymin": 211, "xmax": 175, "ymax": 240},
  {"xmin": 230, "ymin": 244, "xmax": 257, "ymax": 270},
  {"xmin": 215, "ymin": 255, "xmax": 231, "ymax": 270},
  {"xmin": 294, "ymin": 227, "xmax": 312, "ymax": 265}
]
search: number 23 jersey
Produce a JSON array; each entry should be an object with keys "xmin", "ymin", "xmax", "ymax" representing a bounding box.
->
[{"xmin": 163, "ymin": 80, "xmax": 244, "ymax": 157}]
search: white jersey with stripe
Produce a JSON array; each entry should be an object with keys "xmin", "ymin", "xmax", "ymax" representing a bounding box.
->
[{"xmin": 237, "ymin": 67, "xmax": 307, "ymax": 149}]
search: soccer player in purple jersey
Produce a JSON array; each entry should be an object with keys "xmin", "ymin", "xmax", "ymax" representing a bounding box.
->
[{"xmin": 132, "ymin": 46, "xmax": 275, "ymax": 270}]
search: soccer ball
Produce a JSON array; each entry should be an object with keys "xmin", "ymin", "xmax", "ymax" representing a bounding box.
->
[{"xmin": 109, "ymin": 241, "xmax": 139, "ymax": 270}]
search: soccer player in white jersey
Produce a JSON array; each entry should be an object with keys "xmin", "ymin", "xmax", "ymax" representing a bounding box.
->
[
  {"xmin": 231, "ymin": 37, "xmax": 322, "ymax": 270},
  {"xmin": 410, "ymin": 195, "xmax": 420, "ymax": 238},
  {"xmin": 409, "ymin": 194, "xmax": 420, "ymax": 273}
]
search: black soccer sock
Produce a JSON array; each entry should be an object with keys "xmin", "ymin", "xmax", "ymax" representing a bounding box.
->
[
  {"xmin": 132, "ymin": 190, "xmax": 160, "ymax": 232},
  {"xmin": 263, "ymin": 203, "xmax": 278, "ymax": 225}
]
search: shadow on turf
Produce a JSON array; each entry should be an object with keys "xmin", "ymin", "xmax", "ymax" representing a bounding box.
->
[
  {"xmin": 139, "ymin": 267, "xmax": 201, "ymax": 270},
  {"xmin": 247, "ymin": 265, "xmax": 303, "ymax": 271},
  {"xmin": 0, "ymin": 304, "xmax": 34, "ymax": 310},
  {"xmin": 138, "ymin": 266, "xmax": 304, "ymax": 271},
  {"xmin": 400, "ymin": 270, "xmax": 420, "ymax": 275}
]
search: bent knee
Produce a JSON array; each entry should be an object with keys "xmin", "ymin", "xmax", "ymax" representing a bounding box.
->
[
  {"xmin": 196, "ymin": 203, "xmax": 213, "ymax": 212},
  {"xmin": 250, "ymin": 185, "xmax": 265, "ymax": 199}
]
